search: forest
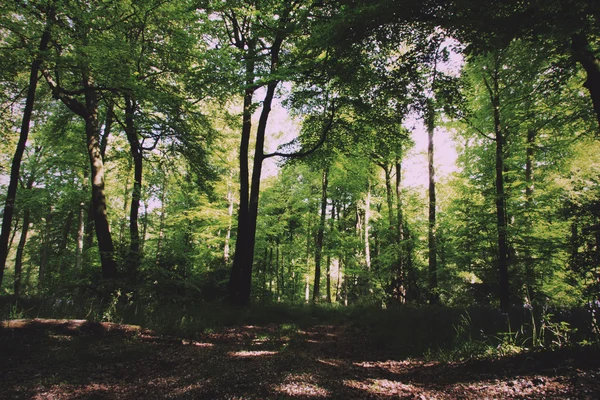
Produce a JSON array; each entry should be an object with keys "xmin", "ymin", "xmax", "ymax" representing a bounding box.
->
[{"xmin": 1, "ymin": 0, "xmax": 600, "ymax": 398}]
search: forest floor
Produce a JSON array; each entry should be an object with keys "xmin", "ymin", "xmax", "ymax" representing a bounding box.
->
[{"xmin": 1, "ymin": 318, "xmax": 599, "ymax": 399}]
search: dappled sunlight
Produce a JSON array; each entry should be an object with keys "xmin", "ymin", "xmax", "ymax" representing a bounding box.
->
[
  {"xmin": 354, "ymin": 359, "xmax": 437, "ymax": 373},
  {"xmin": 227, "ymin": 350, "xmax": 278, "ymax": 358},
  {"xmin": 316, "ymin": 358, "xmax": 345, "ymax": 367},
  {"xmin": 274, "ymin": 373, "xmax": 330, "ymax": 398},
  {"xmin": 181, "ymin": 339, "xmax": 214, "ymax": 347},
  {"xmin": 344, "ymin": 378, "xmax": 438, "ymax": 398}
]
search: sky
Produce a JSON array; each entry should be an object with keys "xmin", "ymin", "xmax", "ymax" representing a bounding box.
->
[{"xmin": 262, "ymin": 101, "xmax": 458, "ymax": 189}]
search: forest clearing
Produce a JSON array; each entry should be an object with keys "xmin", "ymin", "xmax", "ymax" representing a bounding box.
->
[
  {"xmin": 1, "ymin": 316, "xmax": 600, "ymax": 399},
  {"xmin": 2, "ymin": 0, "xmax": 600, "ymax": 398},
  {"xmin": 2, "ymin": 301, "xmax": 600, "ymax": 399}
]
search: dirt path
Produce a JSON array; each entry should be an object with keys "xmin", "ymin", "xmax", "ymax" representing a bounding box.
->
[{"xmin": 1, "ymin": 319, "xmax": 599, "ymax": 399}]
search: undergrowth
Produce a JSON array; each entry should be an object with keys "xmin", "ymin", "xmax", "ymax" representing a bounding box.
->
[{"xmin": 1, "ymin": 294, "xmax": 599, "ymax": 360}]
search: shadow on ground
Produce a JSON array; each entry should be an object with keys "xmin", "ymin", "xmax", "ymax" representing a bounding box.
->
[{"xmin": 1, "ymin": 319, "xmax": 599, "ymax": 399}]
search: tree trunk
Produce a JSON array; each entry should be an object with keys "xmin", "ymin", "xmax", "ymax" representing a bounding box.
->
[
  {"xmin": 59, "ymin": 210, "xmax": 74, "ymax": 273},
  {"xmin": 228, "ymin": 47, "xmax": 256, "ymax": 303},
  {"xmin": 571, "ymin": 33, "xmax": 600, "ymax": 131},
  {"xmin": 230, "ymin": 77, "xmax": 279, "ymax": 305},
  {"xmin": 39, "ymin": 207, "xmax": 53, "ymax": 287},
  {"xmin": 490, "ymin": 69, "xmax": 510, "ymax": 311},
  {"xmin": 326, "ymin": 202, "xmax": 335, "ymax": 303},
  {"xmin": 224, "ymin": 180, "xmax": 234, "ymax": 263},
  {"xmin": 395, "ymin": 160, "xmax": 406, "ymax": 302},
  {"xmin": 382, "ymin": 164, "xmax": 395, "ymax": 230},
  {"xmin": 427, "ymin": 102, "xmax": 439, "ymax": 305},
  {"xmin": 14, "ymin": 209, "xmax": 31, "ymax": 297},
  {"xmin": 0, "ymin": 14, "xmax": 52, "ymax": 286},
  {"xmin": 313, "ymin": 167, "xmax": 329, "ymax": 303},
  {"xmin": 155, "ymin": 173, "xmax": 167, "ymax": 264},
  {"xmin": 84, "ymin": 81, "xmax": 118, "ymax": 281},
  {"xmin": 524, "ymin": 128, "xmax": 536, "ymax": 288},
  {"xmin": 365, "ymin": 182, "xmax": 371, "ymax": 271},
  {"xmin": 125, "ymin": 94, "xmax": 142, "ymax": 280},
  {"xmin": 76, "ymin": 202, "xmax": 85, "ymax": 270}
]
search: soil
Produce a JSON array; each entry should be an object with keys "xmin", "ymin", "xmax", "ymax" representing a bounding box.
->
[{"xmin": 1, "ymin": 318, "xmax": 599, "ymax": 399}]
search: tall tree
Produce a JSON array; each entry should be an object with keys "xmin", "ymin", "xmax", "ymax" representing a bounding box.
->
[{"xmin": 0, "ymin": 5, "xmax": 53, "ymax": 287}]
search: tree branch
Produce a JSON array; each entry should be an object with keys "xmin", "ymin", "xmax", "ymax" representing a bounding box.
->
[{"xmin": 263, "ymin": 99, "xmax": 335, "ymax": 160}]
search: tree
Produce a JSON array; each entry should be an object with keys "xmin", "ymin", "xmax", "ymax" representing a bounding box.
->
[{"xmin": 0, "ymin": 3, "xmax": 53, "ymax": 287}]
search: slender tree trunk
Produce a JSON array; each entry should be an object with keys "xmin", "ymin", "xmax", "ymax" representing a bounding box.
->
[
  {"xmin": 39, "ymin": 207, "xmax": 52, "ymax": 288},
  {"xmin": 313, "ymin": 167, "xmax": 329, "ymax": 303},
  {"xmin": 59, "ymin": 210, "xmax": 74, "ymax": 273},
  {"xmin": 382, "ymin": 164, "xmax": 395, "ymax": 230},
  {"xmin": 224, "ymin": 181, "xmax": 234, "ymax": 264},
  {"xmin": 524, "ymin": 128, "xmax": 536, "ymax": 289},
  {"xmin": 427, "ymin": 102, "xmax": 439, "ymax": 305},
  {"xmin": 326, "ymin": 202, "xmax": 335, "ymax": 303},
  {"xmin": 125, "ymin": 94, "xmax": 142, "ymax": 280},
  {"xmin": 365, "ymin": 182, "xmax": 371, "ymax": 272},
  {"xmin": 489, "ymin": 70, "xmax": 510, "ymax": 311},
  {"xmin": 8, "ymin": 214, "xmax": 21, "ymax": 257},
  {"xmin": 14, "ymin": 209, "xmax": 31, "ymax": 297},
  {"xmin": 76, "ymin": 202, "xmax": 85, "ymax": 270},
  {"xmin": 141, "ymin": 200, "xmax": 148, "ymax": 254},
  {"xmin": 0, "ymin": 15, "xmax": 52, "ymax": 286},
  {"xmin": 395, "ymin": 160, "xmax": 406, "ymax": 302},
  {"xmin": 155, "ymin": 173, "xmax": 167, "ymax": 264}
]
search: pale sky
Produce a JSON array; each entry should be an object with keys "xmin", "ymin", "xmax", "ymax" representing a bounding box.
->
[{"xmin": 262, "ymin": 102, "xmax": 458, "ymax": 189}]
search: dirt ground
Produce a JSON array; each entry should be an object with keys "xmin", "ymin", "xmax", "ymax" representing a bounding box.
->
[{"xmin": 1, "ymin": 318, "xmax": 599, "ymax": 399}]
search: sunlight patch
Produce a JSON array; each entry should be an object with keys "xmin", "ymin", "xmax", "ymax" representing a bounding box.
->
[
  {"xmin": 344, "ymin": 379, "xmax": 418, "ymax": 397},
  {"xmin": 182, "ymin": 339, "xmax": 214, "ymax": 347},
  {"xmin": 317, "ymin": 358, "xmax": 344, "ymax": 367},
  {"xmin": 275, "ymin": 375, "xmax": 329, "ymax": 398},
  {"xmin": 228, "ymin": 350, "xmax": 278, "ymax": 358}
]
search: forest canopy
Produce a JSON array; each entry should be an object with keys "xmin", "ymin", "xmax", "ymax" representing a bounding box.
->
[{"xmin": 0, "ymin": 0, "xmax": 599, "ymax": 314}]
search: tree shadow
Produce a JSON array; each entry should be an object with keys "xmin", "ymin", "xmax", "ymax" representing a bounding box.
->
[{"xmin": 1, "ymin": 320, "xmax": 599, "ymax": 399}]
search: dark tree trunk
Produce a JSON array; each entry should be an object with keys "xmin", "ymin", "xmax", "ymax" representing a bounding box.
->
[
  {"xmin": 229, "ymin": 78, "xmax": 256, "ymax": 305},
  {"xmin": 0, "ymin": 15, "xmax": 52, "ymax": 286},
  {"xmin": 490, "ymin": 70, "xmax": 510, "ymax": 311},
  {"xmin": 59, "ymin": 210, "xmax": 74, "ymax": 273},
  {"xmin": 524, "ymin": 128, "xmax": 536, "ymax": 288},
  {"xmin": 382, "ymin": 164, "xmax": 395, "ymax": 230},
  {"xmin": 395, "ymin": 160, "xmax": 406, "ymax": 302},
  {"xmin": 84, "ymin": 82, "xmax": 118, "ymax": 281},
  {"xmin": 326, "ymin": 201, "xmax": 335, "ymax": 303},
  {"xmin": 14, "ymin": 209, "xmax": 31, "ymax": 297},
  {"xmin": 38, "ymin": 207, "xmax": 52, "ymax": 287},
  {"xmin": 572, "ymin": 33, "xmax": 600, "ymax": 131},
  {"xmin": 76, "ymin": 202, "xmax": 85, "ymax": 270},
  {"xmin": 125, "ymin": 94, "xmax": 142, "ymax": 280},
  {"xmin": 427, "ymin": 102, "xmax": 439, "ymax": 305},
  {"xmin": 313, "ymin": 167, "xmax": 329, "ymax": 303}
]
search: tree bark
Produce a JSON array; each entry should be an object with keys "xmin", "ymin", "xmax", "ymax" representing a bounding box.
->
[
  {"xmin": 313, "ymin": 167, "xmax": 329, "ymax": 303},
  {"xmin": 427, "ymin": 102, "xmax": 439, "ymax": 305},
  {"xmin": 76, "ymin": 202, "xmax": 85, "ymax": 271},
  {"xmin": 365, "ymin": 181, "xmax": 371, "ymax": 272},
  {"xmin": 489, "ymin": 67, "xmax": 510, "ymax": 311},
  {"xmin": 524, "ymin": 128, "xmax": 536, "ymax": 288},
  {"xmin": 224, "ymin": 180, "xmax": 234, "ymax": 263},
  {"xmin": 571, "ymin": 33, "xmax": 600, "ymax": 131},
  {"xmin": 0, "ymin": 13, "xmax": 52, "ymax": 286},
  {"xmin": 125, "ymin": 94, "xmax": 142, "ymax": 280},
  {"xmin": 84, "ymin": 80, "xmax": 118, "ymax": 281},
  {"xmin": 228, "ymin": 42, "xmax": 257, "ymax": 304},
  {"xmin": 14, "ymin": 209, "xmax": 31, "ymax": 297},
  {"xmin": 395, "ymin": 160, "xmax": 406, "ymax": 302}
]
